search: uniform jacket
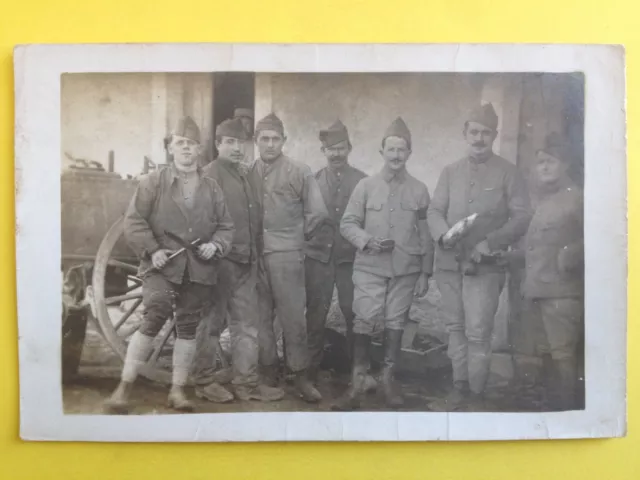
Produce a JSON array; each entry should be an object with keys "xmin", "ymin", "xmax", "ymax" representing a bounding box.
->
[
  {"xmin": 124, "ymin": 164, "xmax": 235, "ymax": 285},
  {"xmin": 522, "ymin": 179, "xmax": 584, "ymax": 299},
  {"xmin": 257, "ymin": 154, "xmax": 330, "ymax": 254},
  {"xmin": 340, "ymin": 166, "xmax": 434, "ymax": 278},
  {"xmin": 304, "ymin": 164, "xmax": 367, "ymax": 264},
  {"xmin": 427, "ymin": 154, "xmax": 531, "ymax": 273},
  {"xmin": 203, "ymin": 158, "xmax": 262, "ymax": 265}
]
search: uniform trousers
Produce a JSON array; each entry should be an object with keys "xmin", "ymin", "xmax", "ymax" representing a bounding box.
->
[
  {"xmin": 304, "ymin": 257, "xmax": 356, "ymax": 369},
  {"xmin": 352, "ymin": 269, "xmax": 420, "ymax": 336},
  {"xmin": 258, "ymin": 250, "xmax": 309, "ymax": 373},
  {"xmin": 435, "ymin": 270, "xmax": 506, "ymax": 394},
  {"xmin": 138, "ymin": 272, "xmax": 211, "ymax": 340}
]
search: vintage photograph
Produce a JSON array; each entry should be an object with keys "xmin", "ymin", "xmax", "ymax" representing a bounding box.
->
[
  {"xmin": 15, "ymin": 44, "xmax": 626, "ymax": 442},
  {"xmin": 60, "ymin": 70, "xmax": 586, "ymax": 415}
]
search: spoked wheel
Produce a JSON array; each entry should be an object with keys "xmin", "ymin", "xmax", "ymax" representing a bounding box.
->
[{"xmin": 92, "ymin": 216, "xmax": 174, "ymax": 384}]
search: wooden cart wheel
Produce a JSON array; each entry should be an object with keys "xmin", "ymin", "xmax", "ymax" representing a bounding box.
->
[{"xmin": 92, "ymin": 216, "xmax": 174, "ymax": 384}]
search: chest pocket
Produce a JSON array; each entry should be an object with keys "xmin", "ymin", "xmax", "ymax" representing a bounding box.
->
[
  {"xmin": 365, "ymin": 199, "xmax": 384, "ymax": 211},
  {"xmin": 272, "ymin": 185, "xmax": 296, "ymax": 200},
  {"xmin": 401, "ymin": 199, "xmax": 419, "ymax": 213},
  {"xmin": 476, "ymin": 180, "xmax": 505, "ymax": 214}
]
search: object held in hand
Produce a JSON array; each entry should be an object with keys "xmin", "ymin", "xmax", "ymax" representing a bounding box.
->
[
  {"xmin": 442, "ymin": 213, "xmax": 478, "ymax": 249},
  {"xmin": 139, "ymin": 238, "xmax": 203, "ymax": 276},
  {"xmin": 379, "ymin": 238, "xmax": 395, "ymax": 252}
]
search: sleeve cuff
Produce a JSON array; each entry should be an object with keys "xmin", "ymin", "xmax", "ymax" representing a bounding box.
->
[{"xmin": 355, "ymin": 233, "xmax": 373, "ymax": 251}]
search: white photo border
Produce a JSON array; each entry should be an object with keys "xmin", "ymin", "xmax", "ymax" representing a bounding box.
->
[{"xmin": 14, "ymin": 43, "xmax": 627, "ymax": 442}]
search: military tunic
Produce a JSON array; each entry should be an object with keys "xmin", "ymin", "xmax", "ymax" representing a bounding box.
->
[
  {"xmin": 193, "ymin": 159, "xmax": 263, "ymax": 387},
  {"xmin": 426, "ymin": 154, "xmax": 531, "ymax": 394},
  {"xmin": 124, "ymin": 164, "xmax": 235, "ymax": 340},
  {"xmin": 303, "ymin": 163, "xmax": 366, "ymax": 369},
  {"xmin": 524, "ymin": 180, "xmax": 584, "ymax": 363},
  {"xmin": 255, "ymin": 154, "xmax": 331, "ymax": 373},
  {"xmin": 340, "ymin": 167, "xmax": 434, "ymax": 335}
]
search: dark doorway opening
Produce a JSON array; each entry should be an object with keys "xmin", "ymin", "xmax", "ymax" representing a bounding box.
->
[{"xmin": 211, "ymin": 72, "xmax": 255, "ymax": 161}]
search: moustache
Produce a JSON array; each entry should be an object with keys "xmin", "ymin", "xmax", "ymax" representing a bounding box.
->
[{"xmin": 472, "ymin": 142, "xmax": 486, "ymax": 148}]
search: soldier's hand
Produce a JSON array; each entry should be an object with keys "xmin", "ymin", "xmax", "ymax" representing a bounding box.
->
[
  {"xmin": 470, "ymin": 239, "xmax": 491, "ymax": 263},
  {"xmin": 197, "ymin": 242, "xmax": 218, "ymax": 260},
  {"xmin": 365, "ymin": 237, "xmax": 383, "ymax": 254},
  {"xmin": 414, "ymin": 273, "xmax": 430, "ymax": 298},
  {"xmin": 151, "ymin": 249, "xmax": 172, "ymax": 270}
]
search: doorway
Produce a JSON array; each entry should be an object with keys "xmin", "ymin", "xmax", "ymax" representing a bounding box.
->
[{"xmin": 210, "ymin": 72, "xmax": 255, "ymax": 161}]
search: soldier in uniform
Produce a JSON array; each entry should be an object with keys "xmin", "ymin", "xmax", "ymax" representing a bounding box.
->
[
  {"xmin": 194, "ymin": 118, "xmax": 286, "ymax": 403},
  {"xmin": 303, "ymin": 120, "xmax": 367, "ymax": 383},
  {"xmin": 335, "ymin": 117, "xmax": 434, "ymax": 410},
  {"xmin": 506, "ymin": 132, "xmax": 584, "ymax": 410},
  {"xmin": 103, "ymin": 116, "xmax": 235, "ymax": 414},
  {"xmin": 254, "ymin": 113, "xmax": 331, "ymax": 402},
  {"xmin": 427, "ymin": 103, "xmax": 531, "ymax": 410}
]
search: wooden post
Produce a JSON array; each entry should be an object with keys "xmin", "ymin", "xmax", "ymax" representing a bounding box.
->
[{"xmin": 108, "ymin": 150, "xmax": 115, "ymax": 173}]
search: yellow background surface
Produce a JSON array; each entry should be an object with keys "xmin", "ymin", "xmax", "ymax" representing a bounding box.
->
[{"xmin": 0, "ymin": 1, "xmax": 636, "ymax": 479}]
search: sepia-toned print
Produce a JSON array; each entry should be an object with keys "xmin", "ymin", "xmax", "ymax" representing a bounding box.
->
[
  {"xmin": 15, "ymin": 43, "xmax": 626, "ymax": 442},
  {"xmin": 60, "ymin": 71, "xmax": 586, "ymax": 415}
]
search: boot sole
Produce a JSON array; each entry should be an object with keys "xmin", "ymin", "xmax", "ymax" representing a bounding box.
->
[
  {"xmin": 167, "ymin": 399, "xmax": 195, "ymax": 412},
  {"xmin": 237, "ymin": 394, "xmax": 286, "ymax": 402},
  {"xmin": 330, "ymin": 402, "xmax": 359, "ymax": 411},
  {"xmin": 299, "ymin": 393, "xmax": 322, "ymax": 403},
  {"xmin": 103, "ymin": 402, "xmax": 130, "ymax": 415},
  {"xmin": 195, "ymin": 390, "xmax": 234, "ymax": 404}
]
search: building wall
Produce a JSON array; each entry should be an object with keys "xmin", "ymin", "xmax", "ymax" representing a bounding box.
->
[
  {"xmin": 61, "ymin": 73, "xmax": 214, "ymax": 177},
  {"xmin": 61, "ymin": 73, "xmax": 153, "ymax": 177},
  {"xmin": 257, "ymin": 72, "xmax": 491, "ymax": 193}
]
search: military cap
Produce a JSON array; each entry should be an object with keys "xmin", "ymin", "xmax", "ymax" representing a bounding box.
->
[
  {"xmin": 233, "ymin": 108, "xmax": 253, "ymax": 119},
  {"xmin": 319, "ymin": 119, "xmax": 350, "ymax": 147},
  {"xmin": 255, "ymin": 113, "xmax": 285, "ymax": 136},
  {"xmin": 383, "ymin": 116, "xmax": 412, "ymax": 149},
  {"xmin": 170, "ymin": 116, "xmax": 201, "ymax": 143},
  {"xmin": 467, "ymin": 103, "xmax": 499, "ymax": 131},
  {"xmin": 216, "ymin": 118, "xmax": 249, "ymax": 141},
  {"xmin": 538, "ymin": 131, "xmax": 572, "ymax": 163}
]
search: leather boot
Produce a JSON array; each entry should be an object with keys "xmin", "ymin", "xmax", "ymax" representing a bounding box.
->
[
  {"xmin": 540, "ymin": 354, "xmax": 557, "ymax": 410},
  {"xmin": 262, "ymin": 364, "xmax": 280, "ymax": 388},
  {"xmin": 332, "ymin": 334, "xmax": 371, "ymax": 411},
  {"xmin": 295, "ymin": 371, "xmax": 323, "ymax": 403},
  {"xmin": 556, "ymin": 358, "xmax": 578, "ymax": 411},
  {"xmin": 195, "ymin": 382, "xmax": 235, "ymax": 403},
  {"xmin": 234, "ymin": 383, "xmax": 285, "ymax": 402},
  {"xmin": 381, "ymin": 329, "xmax": 404, "ymax": 408},
  {"xmin": 444, "ymin": 381, "xmax": 470, "ymax": 411},
  {"xmin": 307, "ymin": 365, "xmax": 319, "ymax": 385},
  {"xmin": 345, "ymin": 317, "xmax": 355, "ymax": 365}
]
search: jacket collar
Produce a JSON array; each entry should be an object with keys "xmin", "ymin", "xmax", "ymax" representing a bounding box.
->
[
  {"xmin": 381, "ymin": 165, "xmax": 408, "ymax": 183},
  {"xmin": 539, "ymin": 174, "xmax": 575, "ymax": 196},
  {"xmin": 467, "ymin": 151, "xmax": 494, "ymax": 165},
  {"xmin": 168, "ymin": 162, "xmax": 202, "ymax": 182},
  {"xmin": 327, "ymin": 162, "xmax": 350, "ymax": 175}
]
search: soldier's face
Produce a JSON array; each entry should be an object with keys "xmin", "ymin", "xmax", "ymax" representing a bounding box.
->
[
  {"xmin": 381, "ymin": 136, "xmax": 411, "ymax": 171},
  {"xmin": 322, "ymin": 140, "xmax": 351, "ymax": 169},
  {"xmin": 216, "ymin": 136, "xmax": 246, "ymax": 164},
  {"xmin": 464, "ymin": 121, "xmax": 496, "ymax": 158},
  {"xmin": 169, "ymin": 135, "xmax": 200, "ymax": 168},
  {"xmin": 536, "ymin": 151, "xmax": 567, "ymax": 185},
  {"xmin": 256, "ymin": 130, "xmax": 285, "ymax": 161}
]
